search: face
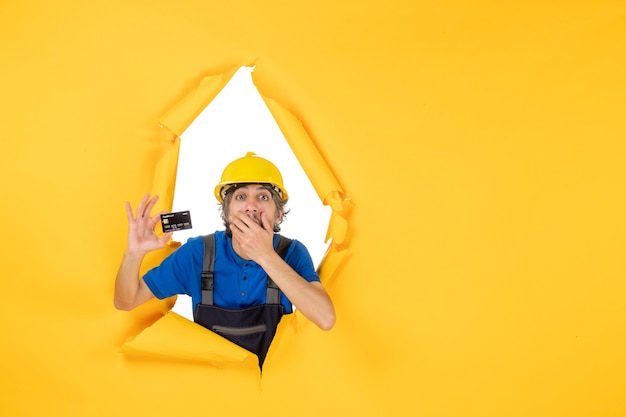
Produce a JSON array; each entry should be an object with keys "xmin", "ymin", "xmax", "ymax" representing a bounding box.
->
[{"xmin": 227, "ymin": 184, "xmax": 281, "ymax": 228}]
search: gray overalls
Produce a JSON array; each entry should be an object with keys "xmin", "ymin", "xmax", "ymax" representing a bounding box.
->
[{"xmin": 194, "ymin": 234, "xmax": 292, "ymax": 369}]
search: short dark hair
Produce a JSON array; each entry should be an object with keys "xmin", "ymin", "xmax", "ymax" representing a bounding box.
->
[{"xmin": 220, "ymin": 183, "xmax": 290, "ymax": 236}]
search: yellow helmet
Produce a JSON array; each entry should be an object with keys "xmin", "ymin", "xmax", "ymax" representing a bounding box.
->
[{"xmin": 214, "ymin": 152, "xmax": 288, "ymax": 202}]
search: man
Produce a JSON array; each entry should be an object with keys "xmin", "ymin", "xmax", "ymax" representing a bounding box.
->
[{"xmin": 114, "ymin": 152, "xmax": 335, "ymax": 367}]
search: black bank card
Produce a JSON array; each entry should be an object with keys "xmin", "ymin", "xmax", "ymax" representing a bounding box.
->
[{"xmin": 160, "ymin": 211, "xmax": 192, "ymax": 232}]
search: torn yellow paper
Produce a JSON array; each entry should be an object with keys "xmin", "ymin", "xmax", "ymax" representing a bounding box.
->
[
  {"xmin": 121, "ymin": 311, "xmax": 255, "ymax": 365},
  {"xmin": 259, "ymin": 95, "xmax": 345, "ymax": 204},
  {"xmin": 122, "ymin": 65, "xmax": 352, "ymax": 367},
  {"xmin": 150, "ymin": 135, "xmax": 180, "ymax": 213},
  {"xmin": 2, "ymin": 2, "xmax": 626, "ymax": 417},
  {"xmin": 159, "ymin": 68, "xmax": 240, "ymax": 137}
]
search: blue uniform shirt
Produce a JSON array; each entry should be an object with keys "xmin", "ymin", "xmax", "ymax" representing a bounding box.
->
[{"xmin": 143, "ymin": 231, "xmax": 320, "ymax": 314}]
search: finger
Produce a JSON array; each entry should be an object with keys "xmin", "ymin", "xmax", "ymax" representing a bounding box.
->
[
  {"xmin": 143, "ymin": 195, "xmax": 159, "ymax": 218},
  {"xmin": 135, "ymin": 194, "xmax": 150, "ymax": 217},
  {"xmin": 124, "ymin": 201, "xmax": 134, "ymax": 223},
  {"xmin": 157, "ymin": 232, "xmax": 173, "ymax": 246},
  {"xmin": 152, "ymin": 210, "xmax": 169, "ymax": 221},
  {"xmin": 229, "ymin": 214, "xmax": 249, "ymax": 230},
  {"xmin": 229, "ymin": 222, "xmax": 244, "ymax": 235},
  {"xmin": 150, "ymin": 212, "xmax": 163, "ymax": 228},
  {"xmin": 260, "ymin": 212, "xmax": 271, "ymax": 231},
  {"xmin": 236, "ymin": 213, "xmax": 251, "ymax": 228}
]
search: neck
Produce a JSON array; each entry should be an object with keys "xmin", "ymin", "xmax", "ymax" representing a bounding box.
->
[{"xmin": 230, "ymin": 238, "xmax": 252, "ymax": 260}]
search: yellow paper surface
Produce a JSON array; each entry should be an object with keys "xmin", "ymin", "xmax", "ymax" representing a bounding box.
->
[
  {"xmin": 1, "ymin": 1, "xmax": 626, "ymax": 417},
  {"xmin": 121, "ymin": 311, "xmax": 255, "ymax": 364}
]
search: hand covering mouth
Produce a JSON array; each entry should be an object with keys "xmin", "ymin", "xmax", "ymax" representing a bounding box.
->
[{"xmin": 245, "ymin": 212, "xmax": 263, "ymax": 226}]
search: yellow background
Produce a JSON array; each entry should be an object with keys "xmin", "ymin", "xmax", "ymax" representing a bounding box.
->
[{"xmin": 1, "ymin": 1, "xmax": 625, "ymax": 416}]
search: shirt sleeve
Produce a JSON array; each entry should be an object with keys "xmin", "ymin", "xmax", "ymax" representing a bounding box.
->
[
  {"xmin": 284, "ymin": 239, "xmax": 320, "ymax": 283},
  {"xmin": 143, "ymin": 236, "xmax": 204, "ymax": 300}
]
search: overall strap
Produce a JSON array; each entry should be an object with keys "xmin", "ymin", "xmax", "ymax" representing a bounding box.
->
[
  {"xmin": 266, "ymin": 235, "xmax": 292, "ymax": 304},
  {"xmin": 201, "ymin": 234, "xmax": 293, "ymax": 306},
  {"xmin": 201, "ymin": 234, "xmax": 216, "ymax": 305}
]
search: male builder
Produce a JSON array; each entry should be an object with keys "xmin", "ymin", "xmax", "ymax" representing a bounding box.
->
[{"xmin": 114, "ymin": 152, "xmax": 335, "ymax": 366}]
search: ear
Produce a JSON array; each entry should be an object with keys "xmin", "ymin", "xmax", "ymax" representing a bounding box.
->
[
  {"xmin": 219, "ymin": 202, "xmax": 230, "ymax": 224},
  {"xmin": 275, "ymin": 210, "xmax": 284, "ymax": 225},
  {"xmin": 271, "ymin": 211, "xmax": 283, "ymax": 233}
]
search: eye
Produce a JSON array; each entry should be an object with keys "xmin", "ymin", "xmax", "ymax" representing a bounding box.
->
[
  {"xmin": 235, "ymin": 193, "xmax": 245, "ymax": 200},
  {"xmin": 259, "ymin": 194, "xmax": 270, "ymax": 201}
]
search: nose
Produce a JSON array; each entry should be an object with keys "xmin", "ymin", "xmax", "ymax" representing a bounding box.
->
[{"xmin": 245, "ymin": 198, "xmax": 259, "ymax": 212}]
